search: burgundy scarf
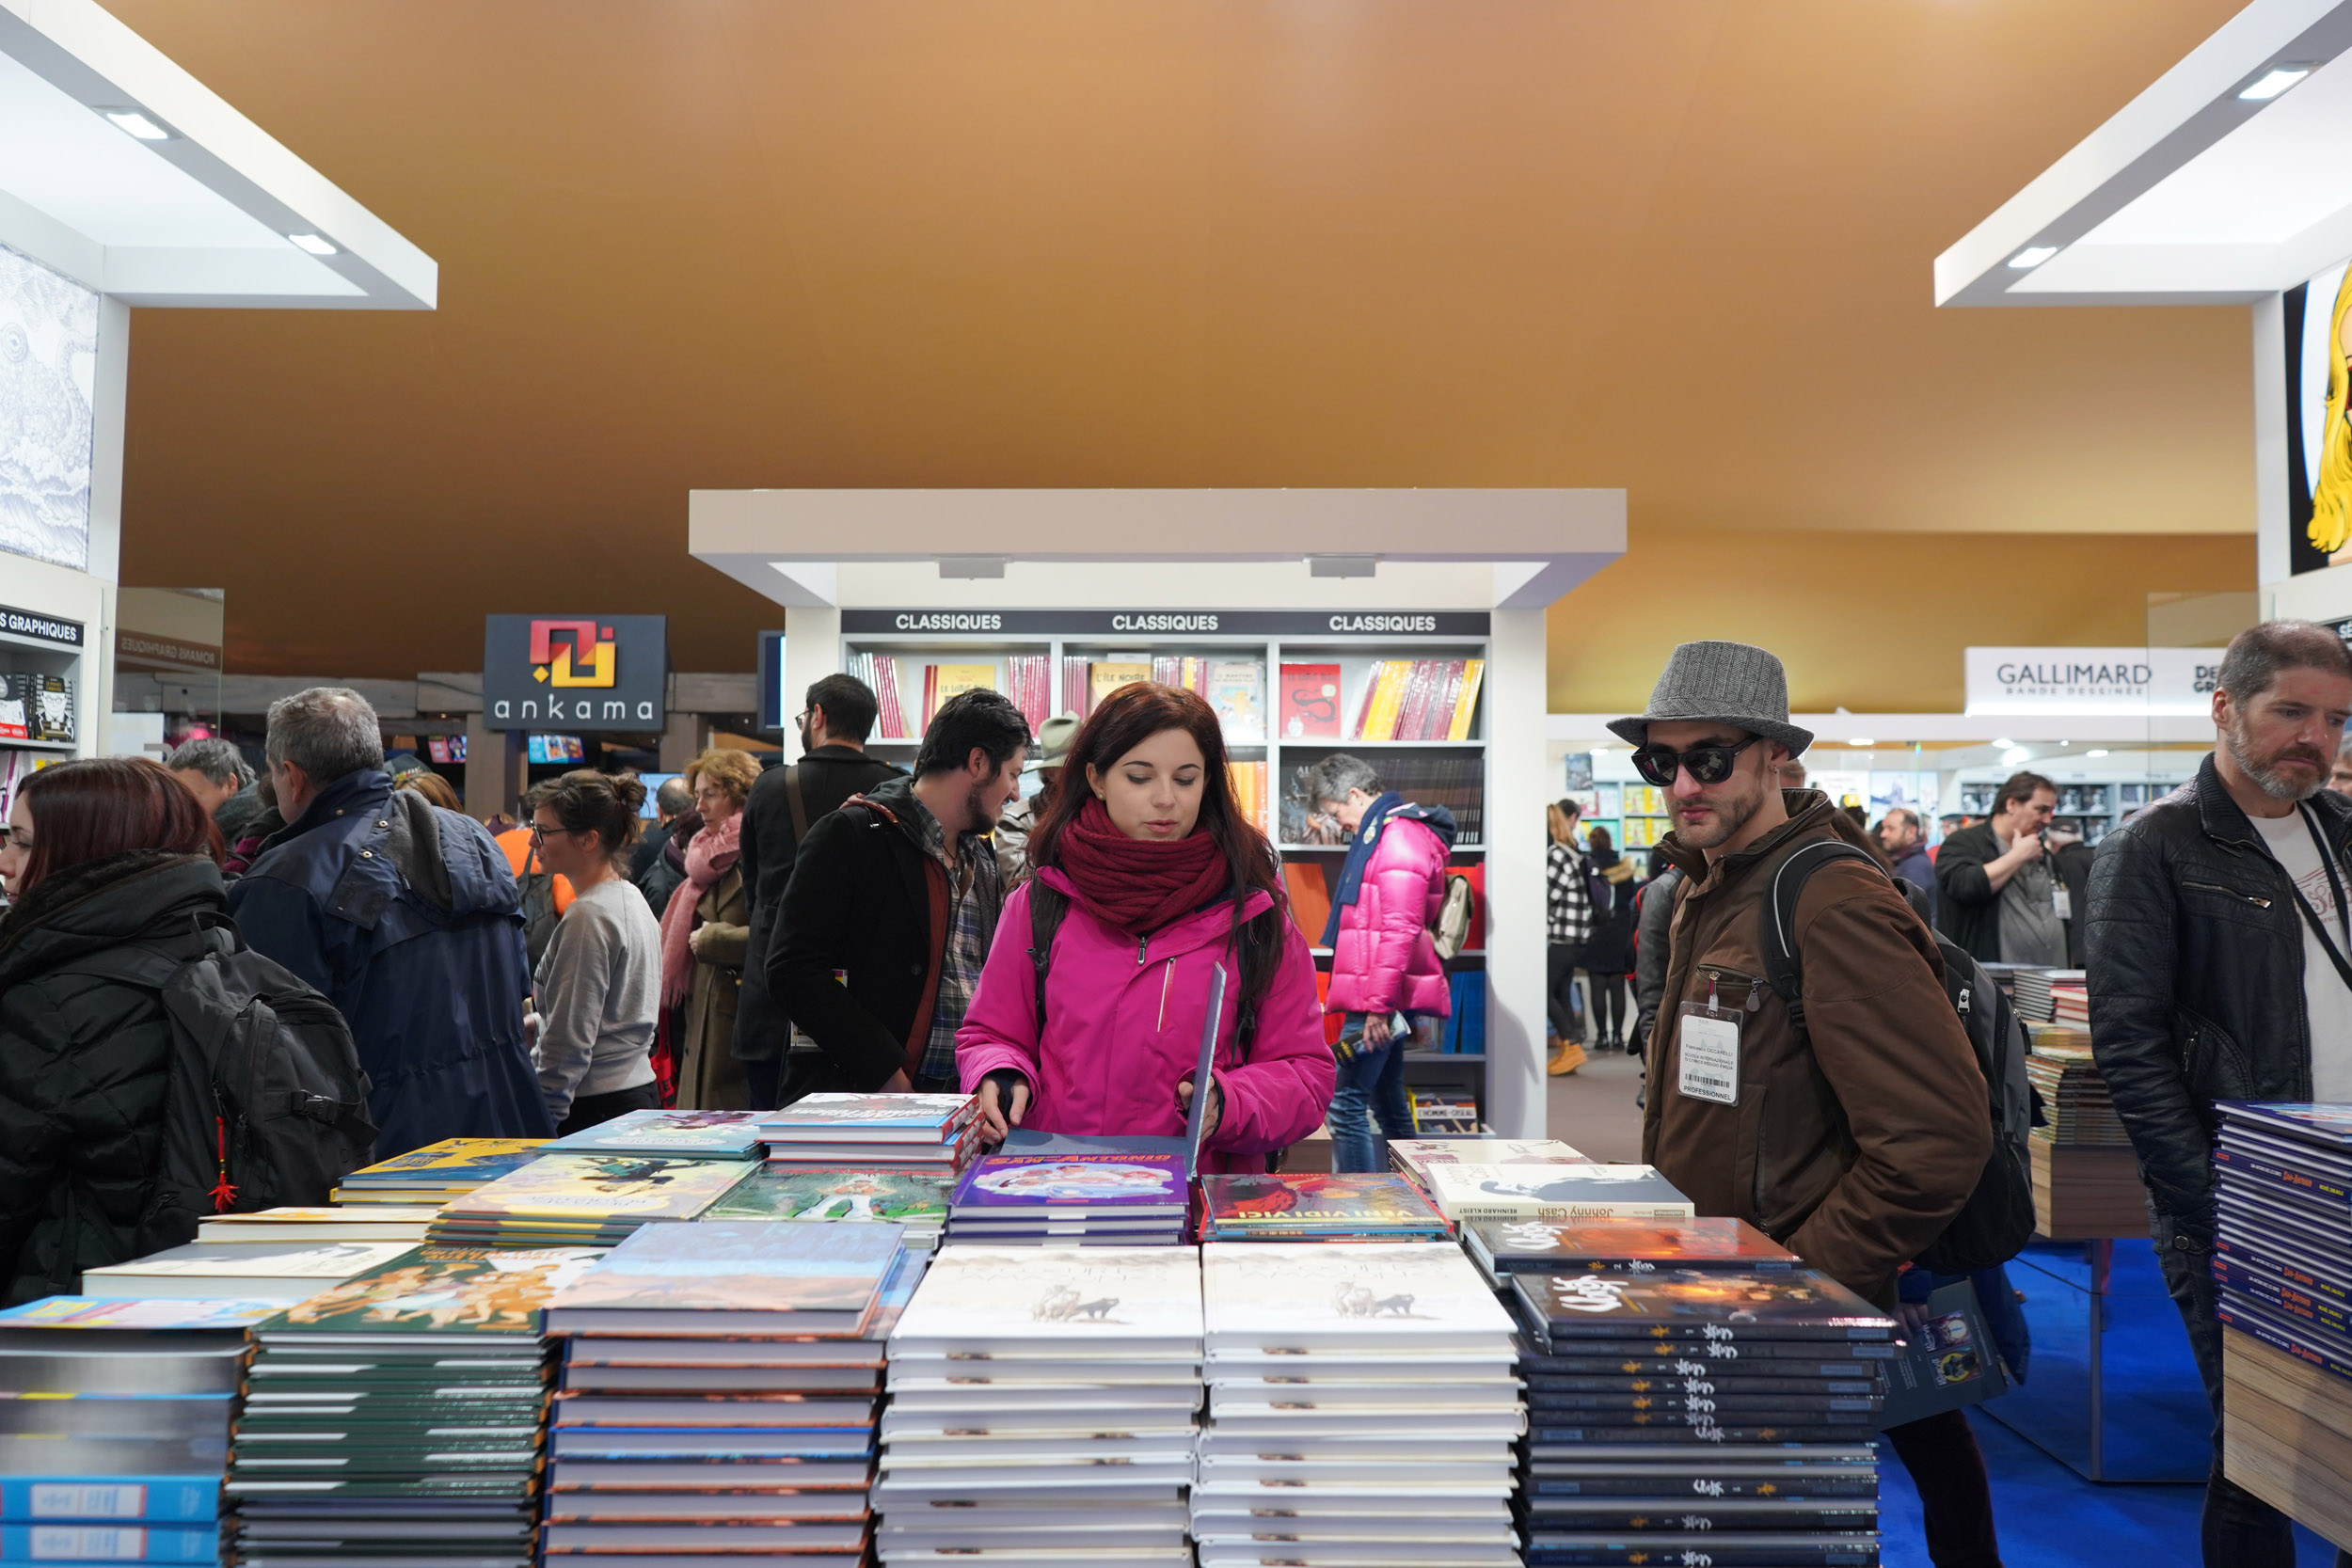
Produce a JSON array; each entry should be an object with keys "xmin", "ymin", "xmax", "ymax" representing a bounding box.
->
[{"xmin": 1055, "ymin": 797, "xmax": 1228, "ymax": 935}]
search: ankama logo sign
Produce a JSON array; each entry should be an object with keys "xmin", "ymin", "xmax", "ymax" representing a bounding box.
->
[{"xmin": 485, "ymin": 614, "xmax": 667, "ymax": 730}]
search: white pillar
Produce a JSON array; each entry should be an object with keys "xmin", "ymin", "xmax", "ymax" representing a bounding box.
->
[
  {"xmin": 1485, "ymin": 607, "xmax": 1549, "ymax": 1139},
  {"xmin": 781, "ymin": 606, "xmax": 843, "ymax": 764}
]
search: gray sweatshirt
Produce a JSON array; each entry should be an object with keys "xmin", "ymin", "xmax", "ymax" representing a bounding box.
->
[{"xmin": 531, "ymin": 878, "xmax": 660, "ymax": 1120}]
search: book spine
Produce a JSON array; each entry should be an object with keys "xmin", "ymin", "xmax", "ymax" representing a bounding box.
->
[
  {"xmin": 0, "ymin": 1526, "xmax": 219, "ymax": 1562},
  {"xmin": 1393, "ymin": 660, "xmax": 1432, "ymax": 745},
  {"xmin": 1449, "ymin": 1200, "xmax": 1696, "ymax": 1224},
  {"xmin": 1427, "ymin": 659, "xmax": 1466, "ymax": 740},
  {"xmin": 1345, "ymin": 664, "xmax": 1380, "ymax": 740},
  {"xmin": 0, "ymin": 1481, "xmax": 219, "ymax": 1525},
  {"xmin": 1447, "ymin": 658, "xmax": 1486, "ymax": 741}
]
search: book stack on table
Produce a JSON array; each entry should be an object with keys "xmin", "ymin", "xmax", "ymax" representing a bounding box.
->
[
  {"xmin": 1417, "ymin": 1164, "xmax": 1696, "ymax": 1229},
  {"xmin": 1509, "ymin": 1265, "xmax": 1893, "ymax": 1567},
  {"xmin": 1387, "ymin": 1139, "xmax": 1589, "ymax": 1202},
  {"xmin": 754, "ymin": 1095, "xmax": 981, "ymax": 1177},
  {"xmin": 946, "ymin": 1148, "xmax": 1191, "ymax": 1246},
  {"xmin": 1198, "ymin": 1173, "xmax": 1451, "ymax": 1243},
  {"xmin": 877, "ymin": 1246, "xmax": 1203, "ymax": 1563},
  {"xmin": 224, "ymin": 1245, "xmax": 604, "ymax": 1568},
  {"xmin": 537, "ymin": 1222, "xmax": 912, "ymax": 1568},
  {"xmin": 328, "ymin": 1141, "xmax": 548, "ymax": 1206},
  {"xmin": 0, "ymin": 1297, "xmax": 279, "ymax": 1568},
  {"xmin": 2024, "ymin": 1025, "xmax": 2130, "ymax": 1146},
  {"xmin": 81, "ymin": 1243, "xmax": 426, "ymax": 1305},
  {"xmin": 2212, "ymin": 1103, "xmax": 2352, "ymax": 1367},
  {"xmin": 425, "ymin": 1154, "xmax": 755, "ymax": 1248},
  {"xmin": 1194, "ymin": 1242, "xmax": 1523, "ymax": 1568},
  {"xmin": 700, "ymin": 1166, "xmax": 954, "ymax": 1251},
  {"xmin": 196, "ymin": 1209, "xmax": 444, "ymax": 1247},
  {"xmin": 538, "ymin": 1110, "xmax": 767, "ymax": 1161}
]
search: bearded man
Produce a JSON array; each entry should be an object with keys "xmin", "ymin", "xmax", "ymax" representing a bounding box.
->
[{"xmin": 2088, "ymin": 618, "xmax": 2352, "ymax": 1568}]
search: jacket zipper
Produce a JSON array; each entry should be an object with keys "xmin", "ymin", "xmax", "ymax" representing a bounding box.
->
[
  {"xmin": 2184, "ymin": 879, "xmax": 2272, "ymax": 909},
  {"xmin": 1158, "ymin": 959, "xmax": 1176, "ymax": 1032},
  {"xmin": 1136, "ymin": 935, "xmax": 1150, "ymax": 965}
]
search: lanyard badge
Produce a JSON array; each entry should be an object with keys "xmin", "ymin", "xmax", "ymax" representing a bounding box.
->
[{"xmin": 1676, "ymin": 973, "xmax": 1742, "ymax": 1107}]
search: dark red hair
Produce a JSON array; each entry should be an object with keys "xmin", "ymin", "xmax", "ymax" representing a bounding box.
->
[
  {"xmin": 17, "ymin": 757, "xmax": 223, "ymax": 890},
  {"xmin": 1029, "ymin": 683, "xmax": 1286, "ymax": 1018}
]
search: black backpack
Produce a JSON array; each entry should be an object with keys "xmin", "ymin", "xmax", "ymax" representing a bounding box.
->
[
  {"xmin": 64, "ymin": 913, "xmax": 377, "ymax": 1233},
  {"xmin": 516, "ymin": 843, "xmax": 562, "ymax": 969},
  {"xmin": 1758, "ymin": 839, "xmax": 2035, "ymax": 1275}
]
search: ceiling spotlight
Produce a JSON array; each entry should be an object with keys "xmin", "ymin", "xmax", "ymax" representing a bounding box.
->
[
  {"xmin": 103, "ymin": 108, "xmax": 170, "ymax": 141},
  {"xmin": 1847, "ymin": 738, "xmax": 1874, "ymax": 748},
  {"xmin": 2002, "ymin": 746, "xmax": 2032, "ymax": 766},
  {"xmin": 2008, "ymin": 245, "xmax": 2060, "ymax": 270},
  {"xmin": 2239, "ymin": 66, "xmax": 2312, "ymax": 102},
  {"xmin": 2087, "ymin": 749, "xmax": 2109, "ymax": 758},
  {"xmin": 286, "ymin": 233, "xmax": 338, "ymax": 256},
  {"xmin": 1991, "ymin": 737, "xmax": 2014, "ymax": 750}
]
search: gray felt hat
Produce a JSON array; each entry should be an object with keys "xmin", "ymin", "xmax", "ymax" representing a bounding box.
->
[{"xmin": 1608, "ymin": 641, "xmax": 1814, "ymax": 756}]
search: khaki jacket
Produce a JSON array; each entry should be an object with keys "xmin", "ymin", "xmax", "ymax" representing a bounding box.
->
[{"xmin": 1641, "ymin": 792, "xmax": 1990, "ymax": 1306}]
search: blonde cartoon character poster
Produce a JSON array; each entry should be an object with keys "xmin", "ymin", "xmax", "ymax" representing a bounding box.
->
[{"xmin": 2289, "ymin": 261, "xmax": 2352, "ymax": 571}]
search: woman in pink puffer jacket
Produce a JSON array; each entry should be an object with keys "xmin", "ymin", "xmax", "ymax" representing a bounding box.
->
[{"xmin": 1308, "ymin": 754, "xmax": 1457, "ymax": 1174}]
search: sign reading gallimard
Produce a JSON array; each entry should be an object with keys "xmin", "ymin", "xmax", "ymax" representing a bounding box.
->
[
  {"xmin": 1963, "ymin": 647, "xmax": 2219, "ymax": 718},
  {"xmin": 484, "ymin": 615, "xmax": 667, "ymax": 730}
]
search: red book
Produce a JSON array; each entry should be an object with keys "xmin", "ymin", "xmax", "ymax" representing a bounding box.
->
[{"xmin": 1279, "ymin": 663, "xmax": 1343, "ymax": 739}]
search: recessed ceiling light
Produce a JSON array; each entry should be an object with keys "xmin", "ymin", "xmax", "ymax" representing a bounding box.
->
[
  {"xmin": 1992, "ymin": 737, "xmax": 2014, "ymax": 750},
  {"xmin": 103, "ymin": 109, "xmax": 170, "ymax": 141},
  {"xmin": 2002, "ymin": 746, "xmax": 2031, "ymax": 766},
  {"xmin": 2087, "ymin": 749, "xmax": 2109, "ymax": 758},
  {"xmin": 1848, "ymin": 738, "xmax": 1874, "ymax": 748},
  {"xmin": 2008, "ymin": 246, "xmax": 2059, "ymax": 270},
  {"xmin": 286, "ymin": 233, "xmax": 338, "ymax": 256},
  {"xmin": 2239, "ymin": 66, "xmax": 2311, "ymax": 102}
]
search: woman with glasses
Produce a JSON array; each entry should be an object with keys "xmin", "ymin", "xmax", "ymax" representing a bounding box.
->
[
  {"xmin": 0, "ymin": 760, "xmax": 229, "ymax": 1303},
  {"xmin": 660, "ymin": 749, "xmax": 760, "ymax": 1110},
  {"xmin": 524, "ymin": 770, "xmax": 662, "ymax": 1133}
]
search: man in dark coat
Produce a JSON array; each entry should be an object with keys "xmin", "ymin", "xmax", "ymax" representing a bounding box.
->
[
  {"xmin": 1935, "ymin": 771, "xmax": 2062, "ymax": 965},
  {"xmin": 1874, "ymin": 807, "xmax": 1938, "ymax": 927},
  {"xmin": 770, "ymin": 691, "xmax": 1026, "ymax": 1103},
  {"xmin": 229, "ymin": 688, "xmax": 551, "ymax": 1158},
  {"xmin": 630, "ymin": 776, "xmax": 693, "ymax": 891},
  {"xmin": 733, "ymin": 674, "xmax": 902, "ymax": 1109}
]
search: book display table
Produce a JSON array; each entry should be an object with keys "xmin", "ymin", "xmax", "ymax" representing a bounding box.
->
[{"xmin": 2223, "ymin": 1330, "xmax": 2352, "ymax": 1552}]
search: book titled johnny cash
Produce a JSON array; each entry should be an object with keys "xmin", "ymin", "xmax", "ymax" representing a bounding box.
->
[
  {"xmin": 1418, "ymin": 1163, "xmax": 1694, "ymax": 1226},
  {"xmin": 1512, "ymin": 1269, "xmax": 1895, "ymax": 1344}
]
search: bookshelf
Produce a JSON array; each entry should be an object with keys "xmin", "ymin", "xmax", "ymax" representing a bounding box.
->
[
  {"xmin": 835, "ymin": 610, "xmax": 1496, "ymax": 1128},
  {"xmin": 0, "ymin": 563, "xmax": 104, "ymax": 831}
]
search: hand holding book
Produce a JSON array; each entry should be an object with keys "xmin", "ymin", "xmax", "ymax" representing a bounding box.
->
[
  {"xmin": 976, "ymin": 1069, "xmax": 1031, "ymax": 1144},
  {"xmin": 1176, "ymin": 1075, "xmax": 1223, "ymax": 1143}
]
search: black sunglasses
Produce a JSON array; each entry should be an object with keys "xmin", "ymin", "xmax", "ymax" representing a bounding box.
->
[{"xmin": 1630, "ymin": 734, "xmax": 1764, "ymax": 787}]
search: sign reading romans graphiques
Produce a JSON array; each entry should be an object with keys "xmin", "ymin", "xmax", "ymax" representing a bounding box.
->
[{"xmin": 483, "ymin": 615, "xmax": 667, "ymax": 730}]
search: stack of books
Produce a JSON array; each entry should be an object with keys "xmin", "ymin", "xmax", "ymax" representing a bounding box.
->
[
  {"xmin": 81, "ymin": 1241, "xmax": 425, "ymax": 1304},
  {"xmin": 540, "ymin": 1110, "xmax": 767, "ymax": 1160},
  {"xmin": 1509, "ymin": 1268, "xmax": 1892, "ymax": 1564},
  {"xmin": 2001, "ymin": 967, "xmax": 2081, "ymax": 1025},
  {"xmin": 2213, "ymin": 1103, "xmax": 2352, "ymax": 1361},
  {"xmin": 702, "ymin": 1166, "xmax": 954, "ymax": 1251},
  {"xmin": 755, "ymin": 1095, "xmax": 981, "ymax": 1178},
  {"xmin": 1416, "ymin": 1163, "xmax": 1695, "ymax": 1227},
  {"xmin": 946, "ymin": 1148, "xmax": 1190, "ymax": 1246},
  {"xmin": 1460, "ymin": 1214, "xmax": 1799, "ymax": 1289},
  {"xmin": 1194, "ymin": 1243, "xmax": 1522, "ymax": 1566},
  {"xmin": 2050, "ymin": 975, "xmax": 2089, "ymax": 1027},
  {"xmin": 0, "ymin": 1296, "xmax": 280, "ymax": 1568},
  {"xmin": 426, "ymin": 1154, "xmax": 754, "ymax": 1248},
  {"xmin": 1344, "ymin": 658, "xmax": 1486, "ymax": 742},
  {"xmin": 538, "ymin": 1223, "xmax": 911, "ymax": 1568},
  {"xmin": 1388, "ymin": 1138, "xmax": 1588, "ymax": 1199},
  {"xmin": 877, "ymin": 1246, "xmax": 1204, "ymax": 1562},
  {"xmin": 2025, "ymin": 1026, "xmax": 2130, "ymax": 1145},
  {"xmin": 1198, "ymin": 1173, "xmax": 1450, "ymax": 1243},
  {"xmin": 329, "ymin": 1140, "xmax": 548, "ymax": 1206},
  {"xmin": 225, "ymin": 1245, "xmax": 603, "ymax": 1568},
  {"xmin": 196, "ymin": 1208, "xmax": 442, "ymax": 1245}
]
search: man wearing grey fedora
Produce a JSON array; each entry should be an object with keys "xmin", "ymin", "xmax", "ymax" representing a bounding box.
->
[{"xmin": 1622, "ymin": 641, "xmax": 2002, "ymax": 1564}]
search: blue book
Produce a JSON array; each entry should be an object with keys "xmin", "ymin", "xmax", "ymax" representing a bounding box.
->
[
  {"xmin": 2220, "ymin": 1103, "xmax": 2352, "ymax": 1151},
  {"xmin": 540, "ymin": 1110, "xmax": 766, "ymax": 1160},
  {"xmin": 0, "ymin": 1480, "xmax": 217, "ymax": 1525},
  {"xmin": 543, "ymin": 1221, "xmax": 899, "ymax": 1335},
  {"xmin": 0, "ymin": 1524, "xmax": 217, "ymax": 1561}
]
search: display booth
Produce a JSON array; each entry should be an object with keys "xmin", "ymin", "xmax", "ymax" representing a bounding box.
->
[
  {"xmin": 690, "ymin": 486, "xmax": 1626, "ymax": 1142},
  {"xmin": 0, "ymin": 0, "xmax": 432, "ymax": 806}
]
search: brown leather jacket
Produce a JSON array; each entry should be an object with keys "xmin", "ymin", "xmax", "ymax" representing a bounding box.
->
[{"xmin": 1641, "ymin": 792, "xmax": 1991, "ymax": 1306}]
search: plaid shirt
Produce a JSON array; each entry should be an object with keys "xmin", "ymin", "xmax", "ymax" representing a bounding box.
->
[
  {"xmin": 907, "ymin": 797, "xmax": 1001, "ymax": 1091},
  {"xmin": 1549, "ymin": 841, "xmax": 1595, "ymax": 946}
]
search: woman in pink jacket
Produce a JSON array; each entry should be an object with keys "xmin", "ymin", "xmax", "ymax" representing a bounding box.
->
[
  {"xmin": 957, "ymin": 684, "xmax": 1334, "ymax": 1173},
  {"xmin": 1307, "ymin": 753, "xmax": 1457, "ymax": 1173}
]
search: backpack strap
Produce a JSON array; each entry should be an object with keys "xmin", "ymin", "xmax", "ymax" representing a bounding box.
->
[
  {"xmin": 784, "ymin": 766, "xmax": 810, "ymax": 845},
  {"xmin": 1759, "ymin": 839, "xmax": 1885, "ymax": 1033},
  {"xmin": 1027, "ymin": 879, "xmax": 1070, "ymax": 1034}
]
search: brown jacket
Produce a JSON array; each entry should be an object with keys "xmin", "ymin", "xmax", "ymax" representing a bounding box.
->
[
  {"xmin": 1641, "ymin": 792, "xmax": 1990, "ymax": 1306},
  {"xmin": 679, "ymin": 866, "xmax": 751, "ymax": 1111}
]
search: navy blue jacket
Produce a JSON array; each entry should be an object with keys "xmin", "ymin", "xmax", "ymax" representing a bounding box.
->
[{"xmin": 227, "ymin": 769, "xmax": 553, "ymax": 1158}]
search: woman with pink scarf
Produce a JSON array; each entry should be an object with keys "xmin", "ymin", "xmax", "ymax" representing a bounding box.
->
[{"xmin": 659, "ymin": 748, "xmax": 759, "ymax": 1109}]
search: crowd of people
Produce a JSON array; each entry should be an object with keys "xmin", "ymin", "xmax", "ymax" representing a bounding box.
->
[{"xmin": 8, "ymin": 622, "xmax": 2352, "ymax": 1568}]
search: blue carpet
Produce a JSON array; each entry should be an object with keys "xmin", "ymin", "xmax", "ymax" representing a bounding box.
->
[{"xmin": 1874, "ymin": 1406, "xmax": 2342, "ymax": 1565}]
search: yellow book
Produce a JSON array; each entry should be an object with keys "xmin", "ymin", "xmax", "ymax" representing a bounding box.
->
[
  {"xmin": 1089, "ymin": 661, "xmax": 1151, "ymax": 711},
  {"xmin": 927, "ymin": 663, "xmax": 996, "ymax": 724},
  {"xmin": 1445, "ymin": 658, "xmax": 1486, "ymax": 741},
  {"xmin": 1359, "ymin": 660, "xmax": 1409, "ymax": 741}
]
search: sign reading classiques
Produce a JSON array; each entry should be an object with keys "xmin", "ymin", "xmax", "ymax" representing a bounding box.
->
[
  {"xmin": 1963, "ymin": 647, "xmax": 2219, "ymax": 717},
  {"xmin": 484, "ymin": 615, "xmax": 667, "ymax": 730}
]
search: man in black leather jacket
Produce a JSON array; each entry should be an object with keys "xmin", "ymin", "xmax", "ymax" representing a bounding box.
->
[{"xmin": 2087, "ymin": 620, "xmax": 2352, "ymax": 1568}]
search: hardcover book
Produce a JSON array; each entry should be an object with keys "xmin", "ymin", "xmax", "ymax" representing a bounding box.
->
[
  {"xmin": 0, "ymin": 1298, "xmax": 285, "ymax": 1333},
  {"xmin": 950, "ymin": 1152, "xmax": 1188, "ymax": 1217},
  {"xmin": 1463, "ymin": 1216, "xmax": 1798, "ymax": 1277},
  {"xmin": 1200, "ymin": 1174, "xmax": 1446, "ymax": 1234},
  {"xmin": 1278, "ymin": 664, "xmax": 1342, "ymax": 740},
  {"xmin": 259, "ymin": 1247, "xmax": 606, "ymax": 1337},
  {"xmin": 2220, "ymin": 1102, "xmax": 2352, "ymax": 1150},
  {"xmin": 1417, "ymin": 1163, "xmax": 1695, "ymax": 1224},
  {"xmin": 1200, "ymin": 1242, "xmax": 1514, "ymax": 1350},
  {"xmin": 706, "ymin": 1168, "xmax": 952, "ymax": 1227},
  {"xmin": 441, "ymin": 1153, "xmax": 755, "ymax": 1220},
  {"xmin": 82, "ymin": 1242, "xmax": 421, "ymax": 1300},
  {"xmin": 540, "ymin": 1109, "xmax": 766, "ymax": 1159},
  {"xmin": 888, "ymin": 1247, "xmax": 1204, "ymax": 1349},
  {"xmin": 756, "ymin": 1094, "xmax": 977, "ymax": 1143},
  {"xmin": 1511, "ymin": 1269, "xmax": 1895, "ymax": 1343},
  {"xmin": 545, "ymin": 1222, "xmax": 899, "ymax": 1317},
  {"xmin": 336, "ymin": 1140, "xmax": 548, "ymax": 1185},
  {"xmin": 1387, "ymin": 1138, "xmax": 1587, "ymax": 1182}
]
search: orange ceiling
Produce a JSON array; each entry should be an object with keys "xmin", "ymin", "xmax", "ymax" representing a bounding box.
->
[{"xmin": 105, "ymin": 0, "xmax": 2252, "ymax": 684}]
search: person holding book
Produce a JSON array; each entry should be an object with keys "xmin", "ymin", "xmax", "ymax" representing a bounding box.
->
[
  {"xmin": 1305, "ymin": 752, "xmax": 1455, "ymax": 1173},
  {"xmin": 956, "ymin": 683, "xmax": 1333, "ymax": 1171},
  {"xmin": 524, "ymin": 771, "xmax": 662, "ymax": 1134}
]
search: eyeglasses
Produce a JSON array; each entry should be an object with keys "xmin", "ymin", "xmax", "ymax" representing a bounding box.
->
[
  {"xmin": 528, "ymin": 821, "xmax": 572, "ymax": 841},
  {"xmin": 1630, "ymin": 734, "xmax": 1764, "ymax": 788}
]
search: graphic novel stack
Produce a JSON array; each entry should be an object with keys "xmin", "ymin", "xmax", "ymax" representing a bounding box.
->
[
  {"xmin": 703, "ymin": 1165, "xmax": 953, "ymax": 1251},
  {"xmin": 224, "ymin": 1245, "xmax": 603, "ymax": 1568},
  {"xmin": 1387, "ymin": 1139, "xmax": 1588, "ymax": 1202},
  {"xmin": 1509, "ymin": 1261, "xmax": 1892, "ymax": 1567},
  {"xmin": 538, "ymin": 1222, "xmax": 910, "ymax": 1568},
  {"xmin": 327, "ymin": 1140, "xmax": 547, "ymax": 1206},
  {"xmin": 1195, "ymin": 1242, "xmax": 1523, "ymax": 1567},
  {"xmin": 946, "ymin": 1148, "xmax": 1190, "ymax": 1246},
  {"xmin": 1460, "ymin": 1214, "xmax": 1798, "ymax": 1290},
  {"xmin": 878, "ymin": 1246, "xmax": 1203, "ymax": 1562},
  {"xmin": 755, "ymin": 1095, "xmax": 981, "ymax": 1177},
  {"xmin": 1198, "ymin": 1173, "xmax": 1450, "ymax": 1243},
  {"xmin": 1417, "ymin": 1163, "xmax": 1696, "ymax": 1227},
  {"xmin": 2024, "ymin": 1025, "xmax": 2128, "ymax": 1146},
  {"xmin": 539, "ymin": 1109, "xmax": 767, "ymax": 1160},
  {"xmin": 0, "ymin": 1296, "xmax": 279, "ymax": 1568},
  {"xmin": 425, "ymin": 1153, "xmax": 754, "ymax": 1248}
]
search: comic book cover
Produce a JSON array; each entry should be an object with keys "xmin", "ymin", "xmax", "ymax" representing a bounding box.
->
[
  {"xmin": 1200, "ymin": 1174, "xmax": 1446, "ymax": 1233},
  {"xmin": 1464, "ymin": 1216, "xmax": 1798, "ymax": 1276},
  {"xmin": 338, "ymin": 1140, "xmax": 549, "ymax": 1185},
  {"xmin": 1511, "ymin": 1270, "xmax": 1895, "ymax": 1343},
  {"xmin": 949, "ymin": 1153, "xmax": 1188, "ymax": 1218},
  {"xmin": 441, "ymin": 1154, "xmax": 755, "ymax": 1221},
  {"xmin": 260, "ymin": 1247, "xmax": 607, "ymax": 1337},
  {"xmin": 545, "ymin": 1223, "xmax": 898, "ymax": 1316},
  {"xmin": 705, "ymin": 1168, "xmax": 951, "ymax": 1227},
  {"xmin": 541, "ymin": 1110, "xmax": 766, "ymax": 1159}
]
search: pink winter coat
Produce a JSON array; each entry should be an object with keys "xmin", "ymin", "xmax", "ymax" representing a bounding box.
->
[
  {"xmin": 1324, "ymin": 815, "xmax": 1454, "ymax": 1018},
  {"xmin": 956, "ymin": 868, "xmax": 1336, "ymax": 1174}
]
